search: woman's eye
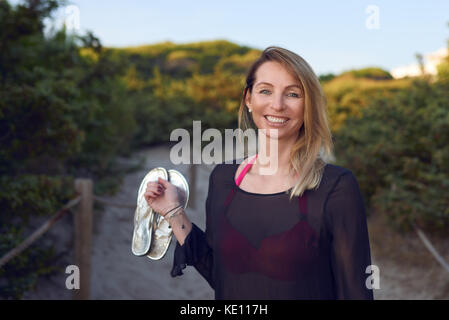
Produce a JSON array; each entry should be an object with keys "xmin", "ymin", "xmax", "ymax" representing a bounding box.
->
[{"xmin": 259, "ymin": 90, "xmax": 300, "ymax": 97}]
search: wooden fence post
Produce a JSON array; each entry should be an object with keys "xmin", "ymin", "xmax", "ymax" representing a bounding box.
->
[{"xmin": 73, "ymin": 179, "xmax": 93, "ymax": 300}]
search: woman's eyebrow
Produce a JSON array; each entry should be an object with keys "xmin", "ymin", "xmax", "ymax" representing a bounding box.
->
[{"xmin": 255, "ymin": 81, "xmax": 301, "ymax": 89}]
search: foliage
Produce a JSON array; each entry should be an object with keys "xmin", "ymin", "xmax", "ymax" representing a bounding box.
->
[
  {"xmin": 436, "ymin": 39, "xmax": 449, "ymax": 83},
  {"xmin": 109, "ymin": 39, "xmax": 254, "ymax": 79},
  {"xmin": 0, "ymin": 174, "xmax": 74, "ymax": 299},
  {"xmin": 334, "ymin": 78, "xmax": 449, "ymax": 234},
  {"xmin": 0, "ymin": 0, "xmax": 136, "ymax": 298},
  {"xmin": 437, "ymin": 59, "xmax": 449, "ymax": 83},
  {"xmin": 340, "ymin": 67, "xmax": 393, "ymax": 80},
  {"xmin": 318, "ymin": 73, "xmax": 335, "ymax": 83},
  {"xmin": 323, "ymin": 73, "xmax": 411, "ymax": 132}
]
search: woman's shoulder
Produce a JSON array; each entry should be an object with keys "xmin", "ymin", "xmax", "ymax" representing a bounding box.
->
[
  {"xmin": 312, "ymin": 162, "xmax": 356, "ymax": 195},
  {"xmin": 320, "ymin": 162, "xmax": 362, "ymax": 195},
  {"xmin": 208, "ymin": 159, "xmax": 240, "ymax": 185},
  {"xmin": 322, "ymin": 162, "xmax": 353, "ymax": 179}
]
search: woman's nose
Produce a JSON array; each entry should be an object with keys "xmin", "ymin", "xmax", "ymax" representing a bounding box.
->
[{"xmin": 270, "ymin": 93, "xmax": 286, "ymax": 111}]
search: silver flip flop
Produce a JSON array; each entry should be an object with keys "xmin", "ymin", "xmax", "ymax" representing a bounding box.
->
[
  {"xmin": 132, "ymin": 167, "xmax": 168, "ymax": 256},
  {"xmin": 147, "ymin": 169, "xmax": 189, "ymax": 260}
]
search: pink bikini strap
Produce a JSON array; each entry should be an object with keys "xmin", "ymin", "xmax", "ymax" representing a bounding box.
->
[{"xmin": 235, "ymin": 154, "xmax": 258, "ymax": 186}]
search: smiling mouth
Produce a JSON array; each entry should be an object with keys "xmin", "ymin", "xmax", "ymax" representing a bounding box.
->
[{"xmin": 264, "ymin": 115, "xmax": 289, "ymax": 124}]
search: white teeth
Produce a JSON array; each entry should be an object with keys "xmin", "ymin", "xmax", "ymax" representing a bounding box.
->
[{"xmin": 266, "ymin": 116, "xmax": 288, "ymax": 123}]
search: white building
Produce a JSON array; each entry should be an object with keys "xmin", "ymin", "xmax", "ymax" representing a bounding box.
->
[{"xmin": 390, "ymin": 47, "xmax": 448, "ymax": 79}]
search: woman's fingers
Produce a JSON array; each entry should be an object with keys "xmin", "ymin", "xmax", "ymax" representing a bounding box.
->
[
  {"xmin": 146, "ymin": 185, "xmax": 161, "ymax": 193},
  {"xmin": 144, "ymin": 190, "xmax": 159, "ymax": 199},
  {"xmin": 150, "ymin": 185, "xmax": 161, "ymax": 193},
  {"xmin": 147, "ymin": 181, "xmax": 166, "ymax": 189},
  {"xmin": 146, "ymin": 182, "xmax": 165, "ymax": 193}
]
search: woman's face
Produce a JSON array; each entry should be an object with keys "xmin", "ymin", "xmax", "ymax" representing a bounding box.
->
[{"xmin": 245, "ymin": 61, "xmax": 305, "ymax": 140}]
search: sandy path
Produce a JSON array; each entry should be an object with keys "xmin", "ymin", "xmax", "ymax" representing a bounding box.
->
[{"xmin": 21, "ymin": 144, "xmax": 449, "ymax": 299}]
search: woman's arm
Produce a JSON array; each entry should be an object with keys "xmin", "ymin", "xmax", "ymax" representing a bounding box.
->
[
  {"xmin": 170, "ymin": 167, "xmax": 216, "ymax": 290},
  {"xmin": 324, "ymin": 171, "xmax": 374, "ymax": 300},
  {"xmin": 166, "ymin": 208, "xmax": 192, "ymax": 246}
]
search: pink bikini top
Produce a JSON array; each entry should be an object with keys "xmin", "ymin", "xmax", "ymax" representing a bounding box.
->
[
  {"xmin": 218, "ymin": 154, "xmax": 318, "ymax": 281},
  {"xmin": 234, "ymin": 153, "xmax": 258, "ymax": 187}
]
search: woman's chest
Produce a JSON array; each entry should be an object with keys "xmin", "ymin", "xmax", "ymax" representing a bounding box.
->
[
  {"xmin": 214, "ymin": 193, "xmax": 322, "ymax": 281},
  {"xmin": 237, "ymin": 171, "xmax": 300, "ymax": 195}
]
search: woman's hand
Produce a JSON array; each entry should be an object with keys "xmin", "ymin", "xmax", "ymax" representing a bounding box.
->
[{"xmin": 144, "ymin": 177, "xmax": 181, "ymax": 217}]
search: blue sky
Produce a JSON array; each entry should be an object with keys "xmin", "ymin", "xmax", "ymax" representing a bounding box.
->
[{"xmin": 10, "ymin": 0, "xmax": 449, "ymax": 75}]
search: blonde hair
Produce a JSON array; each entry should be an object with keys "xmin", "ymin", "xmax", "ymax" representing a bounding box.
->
[{"xmin": 238, "ymin": 46, "xmax": 335, "ymax": 200}]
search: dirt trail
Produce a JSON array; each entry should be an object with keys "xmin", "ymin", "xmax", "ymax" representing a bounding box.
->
[{"xmin": 22, "ymin": 144, "xmax": 449, "ymax": 299}]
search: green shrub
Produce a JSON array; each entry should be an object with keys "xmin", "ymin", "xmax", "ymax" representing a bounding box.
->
[
  {"xmin": 341, "ymin": 67, "xmax": 393, "ymax": 80},
  {"xmin": 0, "ymin": 174, "xmax": 75, "ymax": 299},
  {"xmin": 0, "ymin": 0, "xmax": 137, "ymax": 298},
  {"xmin": 334, "ymin": 79, "xmax": 449, "ymax": 234}
]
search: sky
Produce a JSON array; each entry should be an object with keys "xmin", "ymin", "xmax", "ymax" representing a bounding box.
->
[{"xmin": 10, "ymin": 0, "xmax": 449, "ymax": 75}]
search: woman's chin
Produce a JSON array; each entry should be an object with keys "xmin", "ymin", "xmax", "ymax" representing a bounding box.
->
[{"xmin": 258, "ymin": 128, "xmax": 285, "ymax": 140}]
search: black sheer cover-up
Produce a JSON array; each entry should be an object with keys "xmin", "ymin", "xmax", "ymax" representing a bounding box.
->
[{"xmin": 170, "ymin": 158, "xmax": 374, "ymax": 300}]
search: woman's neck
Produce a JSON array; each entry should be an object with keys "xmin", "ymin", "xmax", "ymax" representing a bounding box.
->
[{"xmin": 253, "ymin": 133, "xmax": 297, "ymax": 177}]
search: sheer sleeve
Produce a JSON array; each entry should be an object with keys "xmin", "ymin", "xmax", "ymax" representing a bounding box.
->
[
  {"xmin": 170, "ymin": 167, "xmax": 216, "ymax": 290},
  {"xmin": 324, "ymin": 171, "xmax": 374, "ymax": 300}
]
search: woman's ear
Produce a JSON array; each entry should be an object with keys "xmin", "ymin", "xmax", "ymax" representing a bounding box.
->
[{"xmin": 245, "ymin": 90, "xmax": 251, "ymax": 109}]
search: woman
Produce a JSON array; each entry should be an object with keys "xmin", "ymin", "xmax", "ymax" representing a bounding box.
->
[{"xmin": 145, "ymin": 46, "xmax": 374, "ymax": 300}]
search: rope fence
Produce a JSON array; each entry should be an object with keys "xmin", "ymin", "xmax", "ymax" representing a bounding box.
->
[
  {"xmin": 1, "ymin": 169, "xmax": 448, "ymax": 300},
  {"xmin": 0, "ymin": 196, "xmax": 81, "ymax": 269},
  {"xmin": 413, "ymin": 223, "xmax": 449, "ymax": 274}
]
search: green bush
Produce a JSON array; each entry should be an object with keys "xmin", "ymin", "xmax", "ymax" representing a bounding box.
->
[
  {"xmin": 0, "ymin": 174, "xmax": 75, "ymax": 299},
  {"xmin": 334, "ymin": 78, "xmax": 449, "ymax": 234},
  {"xmin": 0, "ymin": 0, "xmax": 138, "ymax": 298},
  {"xmin": 340, "ymin": 67, "xmax": 393, "ymax": 80}
]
